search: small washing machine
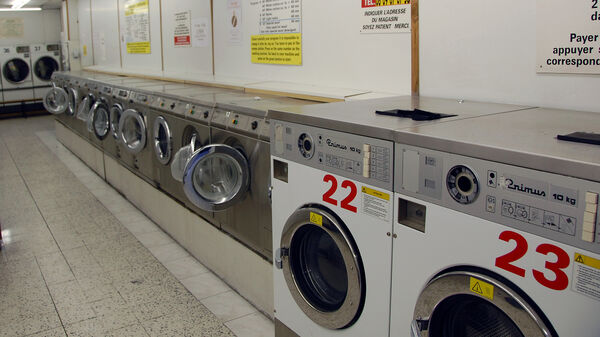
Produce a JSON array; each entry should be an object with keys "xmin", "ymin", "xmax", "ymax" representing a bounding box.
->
[
  {"xmin": 46, "ymin": 72, "xmax": 72, "ymax": 127},
  {"xmin": 390, "ymin": 107, "xmax": 600, "ymax": 337},
  {"xmin": 1, "ymin": 45, "xmax": 34, "ymax": 104},
  {"xmin": 115, "ymin": 89, "xmax": 157, "ymax": 186},
  {"xmin": 87, "ymin": 82, "xmax": 116, "ymax": 151},
  {"xmin": 270, "ymin": 119, "xmax": 395, "ymax": 336},
  {"xmin": 31, "ymin": 43, "xmax": 61, "ymax": 100}
]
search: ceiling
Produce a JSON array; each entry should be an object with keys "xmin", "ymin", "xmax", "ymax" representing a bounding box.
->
[{"xmin": 0, "ymin": 0, "xmax": 62, "ymax": 10}]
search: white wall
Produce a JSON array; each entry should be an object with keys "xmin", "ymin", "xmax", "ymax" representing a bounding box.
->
[
  {"xmin": 91, "ymin": 0, "xmax": 121, "ymax": 69},
  {"xmin": 0, "ymin": 10, "xmax": 61, "ymax": 46},
  {"xmin": 78, "ymin": 0, "xmax": 94, "ymax": 67},
  {"xmin": 119, "ymin": 0, "xmax": 163, "ymax": 76},
  {"xmin": 213, "ymin": 0, "xmax": 412, "ymax": 94},
  {"xmin": 419, "ymin": 0, "xmax": 600, "ymax": 112},
  {"xmin": 161, "ymin": 0, "xmax": 213, "ymax": 80}
]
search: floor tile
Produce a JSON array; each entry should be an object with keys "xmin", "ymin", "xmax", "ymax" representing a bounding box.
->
[
  {"xmin": 148, "ymin": 242, "xmax": 189, "ymax": 264},
  {"xmin": 225, "ymin": 312, "xmax": 275, "ymax": 337},
  {"xmin": 122, "ymin": 219, "xmax": 159, "ymax": 235},
  {"xmin": 201, "ymin": 291, "xmax": 258, "ymax": 322},
  {"xmin": 102, "ymin": 324, "xmax": 149, "ymax": 337},
  {"xmin": 134, "ymin": 231, "xmax": 173, "ymax": 248},
  {"xmin": 26, "ymin": 327, "xmax": 68, "ymax": 337},
  {"xmin": 181, "ymin": 272, "xmax": 231, "ymax": 300},
  {"xmin": 163, "ymin": 255, "xmax": 208, "ymax": 280}
]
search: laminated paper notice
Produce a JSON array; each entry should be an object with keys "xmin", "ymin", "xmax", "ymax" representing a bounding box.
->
[
  {"xmin": 228, "ymin": 0, "xmax": 242, "ymax": 44},
  {"xmin": 361, "ymin": 186, "xmax": 391, "ymax": 222},
  {"xmin": 0, "ymin": 18, "xmax": 24, "ymax": 38},
  {"xmin": 360, "ymin": 0, "xmax": 410, "ymax": 34},
  {"xmin": 124, "ymin": 0, "xmax": 150, "ymax": 54},
  {"xmin": 572, "ymin": 253, "xmax": 600, "ymax": 301},
  {"xmin": 251, "ymin": 0, "xmax": 302, "ymax": 65},
  {"xmin": 174, "ymin": 11, "xmax": 191, "ymax": 47}
]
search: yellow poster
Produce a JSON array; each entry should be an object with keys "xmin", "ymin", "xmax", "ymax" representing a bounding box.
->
[
  {"xmin": 251, "ymin": 33, "xmax": 302, "ymax": 65},
  {"xmin": 124, "ymin": 0, "xmax": 150, "ymax": 54}
]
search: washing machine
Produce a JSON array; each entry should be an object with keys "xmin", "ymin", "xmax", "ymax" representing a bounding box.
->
[
  {"xmin": 390, "ymin": 107, "xmax": 600, "ymax": 337},
  {"xmin": 31, "ymin": 43, "xmax": 61, "ymax": 100},
  {"xmin": 87, "ymin": 82, "xmax": 115, "ymax": 150},
  {"xmin": 1, "ymin": 45, "xmax": 34, "ymax": 104},
  {"xmin": 270, "ymin": 118, "xmax": 395, "ymax": 336},
  {"xmin": 115, "ymin": 89, "xmax": 157, "ymax": 186},
  {"xmin": 46, "ymin": 72, "xmax": 72, "ymax": 127},
  {"xmin": 145, "ymin": 91, "xmax": 216, "ymax": 224}
]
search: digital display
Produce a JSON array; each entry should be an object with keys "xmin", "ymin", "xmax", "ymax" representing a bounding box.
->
[
  {"xmin": 118, "ymin": 90, "xmax": 128, "ymax": 97},
  {"xmin": 47, "ymin": 44, "xmax": 60, "ymax": 52},
  {"xmin": 16, "ymin": 46, "xmax": 30, "ymax": 53}
]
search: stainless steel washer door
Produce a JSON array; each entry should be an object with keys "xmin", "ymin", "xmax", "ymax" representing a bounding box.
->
[
  {"xmin": 90, "ymin": 100, "xmax": 110, "ymax": 140},
  {"xmin": 279, "ymin": 205, "xmax": 365, "ymax": 330},
  {"xmin": 110, "ymin": 103, "xmax": 123, "ymax": 139},
  {"xmin": 67, "ymin": 87, "xmax": 79, "ymax": 116},
  {"xmin": 77, "ymin": 93, "xmax": 95, "ymax": 121},
  {"xmin": 118, "ymin": 108, "xmax": 147, "ymax": 154},
  {"xmin": 153, "ymin": 116, "xmax": 172, "ymax": 165},
  {"xmin": 411, "ymin": 271, "xmax": 554, "ymax": 337},
  {"xmin": 43, "ymin": 86, "xmax": 69, "ymax": 114},
  {"xmin": 182, "ymin": 144, "xmax": 250, "ymax": 211}
]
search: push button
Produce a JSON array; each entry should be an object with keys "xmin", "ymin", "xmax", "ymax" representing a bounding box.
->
[{"xmin": 582, "ymin": 192, "xmax": 598, "ymax": 243}]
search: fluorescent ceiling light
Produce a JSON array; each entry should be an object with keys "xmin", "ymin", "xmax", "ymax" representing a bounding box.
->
[
  {"xmin": 0, "ymin": 7, "xmax": 41, "ymax": 11},
  {"xmin": 11, "ymin": 0, "xmax": 31, "ymax": 9}
]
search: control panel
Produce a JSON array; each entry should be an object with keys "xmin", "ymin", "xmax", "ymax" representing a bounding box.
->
[
  {"xmin": 271, "ymin": 120, "xmax": 393, "ymax": 190},
  {"xmin": 212, "ymin": 109, "xmax": 268, "ymax": 139},
  {"xmin": 114, "ymin": 88, "xmax": 130, "ymax": 101},
  {"xmin": 101, "ymin": 86, "xmax": 113, "ymax": 95},
  {"xmin": 395, "ymin": 144, "xmax": 600, "ymax": 253}
]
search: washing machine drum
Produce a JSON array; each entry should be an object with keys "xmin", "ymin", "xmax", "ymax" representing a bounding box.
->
[
  {"xmin": 278, "ymin": 205, "xmax": 365, "ymax": 330},
  {"xmin": 118, "ymin": 108, "xmax": 147, "ymax": 154},
  {"xmin": 182, "ymin": 144, "xmax": 250, "ymax": 211},
  {"xmin": 43, "ymin": 86, "xmax": 69, "ymax": 114},
  {"xmin": 34, "ymin": 56, "xmax": 59, "ymax": 81},
  {"xmin": 411, "ymin": 271, "xmax": 553, "ymax": 337},
  {"xmin": 3, "ymin": 58, "xmax": 30, "ymax": 84},
  {"xmin": 89, "ymin": 100, "xmax": 110, "ymax": 139}
]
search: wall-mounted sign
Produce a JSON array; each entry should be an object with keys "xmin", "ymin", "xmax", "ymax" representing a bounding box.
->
[
  {"xmin": 0, "ymin": 18, "xmax": 24, "ymax": 38},
  {"xmin": 192, "ymin": 17, "xmax": 210, "ymax": 48},
  {"xmin": 124, "ymin": 0, "xmax": 151, "ymax": 54},
  {"xmin": 174, "ymin": 11, "xmax": 191, "ymax": 47},
  {"xmin": 228, "ymin": 0, "xmax": 242, "ymax": 44},
  {"xmin": 360, "ymin": 0, "xmax": 411, "ymax": 34},
  {"xmin": 251, "ymin": 0, "xmax": 302, "ymax": 65},
  {"xmin": 537, "ymin": 0, "xmax": 600, "ymax": 74}
]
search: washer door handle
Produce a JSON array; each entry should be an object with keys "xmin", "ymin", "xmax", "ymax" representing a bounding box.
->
[{"xmin": 274, "ymin": 247, "xmax": 288, "ymax": 270}]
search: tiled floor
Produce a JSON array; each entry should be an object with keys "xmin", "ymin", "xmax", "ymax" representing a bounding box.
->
[{"xmin": 0, "ymin": 116, "xmax": 274, "ymax": 337}]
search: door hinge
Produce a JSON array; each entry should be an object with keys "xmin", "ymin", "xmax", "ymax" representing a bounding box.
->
[{"xmin": 275, "ymin": 247, "xmax": 289, "ymax": 270}]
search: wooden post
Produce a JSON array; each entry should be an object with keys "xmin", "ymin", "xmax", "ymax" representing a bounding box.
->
[{"xmin": 411, "ymin": 0, "xmax": 419, "ymax": 96}]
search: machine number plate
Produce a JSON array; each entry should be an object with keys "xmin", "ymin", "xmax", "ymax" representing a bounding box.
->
[
  {"xmin": 495, "ymin": 230, "xmax": 570, "ymax": 291},
  {"xmin": 322, "ymin": 174, "xmax": 358, "ymax": 213}
]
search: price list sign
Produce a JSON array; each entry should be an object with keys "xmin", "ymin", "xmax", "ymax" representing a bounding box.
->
[
  {"xmin": 537, "ymin": 0, "xmax": 600, "ymax": 74},
  {"xmin": 251, "ymin": 0, "xmax": 302, "ymax": 65}
]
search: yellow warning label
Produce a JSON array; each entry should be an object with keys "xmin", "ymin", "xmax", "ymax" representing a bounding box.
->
[
  {"xmin": 127, "ymin": 41, "xmax": 151, "ymax": 54},
  {"xmin": 363, "ymin": 0, "xmax": 410, "ymax": 7},
  {"xmin": 309, "ymin": 212, "xmax": 323, "ymax": 226},
  {"xmin": 125, "ymin": 0, "xmax": 148, "ymax": 16},
  {"xmin": 83, "ymin": 45, "xmax": 87, "ymax": 57},
  {"xmin": 361, "ymin": 186, "xmax": 390, "ymax": 201},
  {"xmin": 251, "ymin": 33, "xmax": 302, "ymax": 65},
  {"xmin": 575, "ymin": 253, "xmax": 600, "ymax": 270},
  {"xmin": 470, "ymin": 277, "xmax": 494, "ymax": 300}
]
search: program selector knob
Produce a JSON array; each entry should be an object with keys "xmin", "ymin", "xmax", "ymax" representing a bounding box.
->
[
  {"xmin": 170, "ymin": 103, "xmax": 176, "ymax": 109},
  {"xmin": 203, "ymin": 111, "xmax": 209, "ymax": 119},
  {"xmin": 251, "ymin": 121, "xmax": 258, "ymax": 130}
]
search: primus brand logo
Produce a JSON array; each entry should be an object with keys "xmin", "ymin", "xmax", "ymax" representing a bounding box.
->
[
  {"xmin": 325, "ymin": 139, "xmax": 362, "ymax": 154},
  {"xmin": 504, "ymin": 177, "xmax": 547, "ymax": 198}
]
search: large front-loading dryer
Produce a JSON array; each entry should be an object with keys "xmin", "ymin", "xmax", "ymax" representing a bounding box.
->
[
  {"xmin": 30, "ymin": 43, "xmax": 61, "ymax": 100},
  {"xmin": 1, "ymin": 45, "xmax": 34, "ymax": 104},
  {"xmin": 390, "ymin": 107, "xmax": 600, "ymax": 337},
  {"xmin": 270, "ymin": 120, "xmax": 395, "ymax": 336}
]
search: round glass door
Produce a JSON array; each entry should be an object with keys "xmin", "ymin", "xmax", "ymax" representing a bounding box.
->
[
  {"xmin": 77, "ymin": 93, "xmax": 95, "ymax": 121},
  {"xmin": 110, "ymin": 103, "xmax": 123, "ymax": 139},
  {"xmin": 3, "ymin": 58, "xmax": 30, "ymax": 84},
  {"xmin": 43, "ymin": 86, "xmax": 69, "ymax": 114},
  {"xmin": 34, "ymin": 57, "xmax": 59, "ymax": 81},
  {"xmin": 411, "ymin": 271, "xmax": 554, "ymax": 337},
  {"xmin": 118, "ymin": 109, "xmax": 147, "ymax": 154},
  {"xmin": 67, "ymin": 87, "xmax": 79, "ymax": 116},
  {"xmin": 182, "ymin": 144, "xmax": 250, "ymax": 211},
  {"xmin": 153, "ymin": 116, "xmax": 172, "ymax": 165},
  {"xmin": 279, "ymin": 205, "xmax": 364, "ymax": 330},
  {"xmin": 90, "ymin": 100, "xmax": 110, "ymax": 140}
]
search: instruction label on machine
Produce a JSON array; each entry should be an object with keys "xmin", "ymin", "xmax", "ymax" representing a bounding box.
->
[
  {"xmin": 360, "ymin": 0, "xmax": 411, "ymax": 34},
  {"xmin": 251, "ymin": 0, "xmax": 302, "ymax": 65},
  {"xmin": 537, "ymin": 0, "xmax": 600, "ymax": 74},
  {"xmin": 361, "ymin": 186, "xmax": 390, "ymax": 221},
  {"xmin": 572, "ymin": 253, "xmax": 600, "ymax": 301}
]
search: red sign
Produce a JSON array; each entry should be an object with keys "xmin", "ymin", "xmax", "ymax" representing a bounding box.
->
[{"xmin": 174, "ymin": 36, "xmax": 190, "ymax": 46}]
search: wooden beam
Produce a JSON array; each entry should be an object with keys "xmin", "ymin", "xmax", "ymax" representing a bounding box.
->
[{"xmin": 411, "ymin": 0, "xmax": 419, "ymax": 95}]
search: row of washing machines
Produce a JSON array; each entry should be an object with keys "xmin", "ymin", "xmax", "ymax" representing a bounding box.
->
[
  {"xmin": 44, "ymin": 70, "xmax": 316, "ymax": 261},
  {"xmin": 1, "ymin": 43, "xmax": 61, "ymax": 105},
  {"xmin": 268, "ymin": 97, "xmax": 600, "ymax": 337}
]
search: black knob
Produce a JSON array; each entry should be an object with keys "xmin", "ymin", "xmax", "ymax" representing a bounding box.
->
[
  {"xmin": 170, "ymin": 103, "xmax": 176, "ymax": 109},
  {"xmin": 251, "ymin": 121, "xmax": 258, "ymax": 130},
  {"xmin": 203, "ymin": 111, "xmax": 209, "ymax": 118}
]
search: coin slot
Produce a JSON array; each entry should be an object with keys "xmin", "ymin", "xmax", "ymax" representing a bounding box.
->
[{"xmin": 273, "ymin": 159, "xmax": 288, "ymax": 183}]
